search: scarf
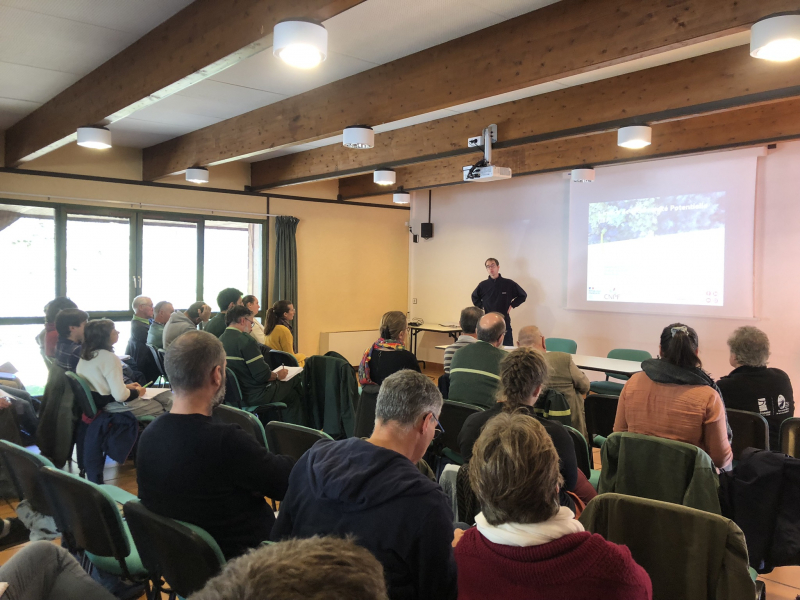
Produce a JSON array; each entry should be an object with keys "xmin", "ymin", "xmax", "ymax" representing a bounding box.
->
[
  {"xmin": 358, "ymin": 338, "xmax": 405, "ymax": 385},
  {"xmin": 474, "ymin": 506, "xmax": 584, "ymax": 547},
  {"xmin": 278, "ymin": 317, "xmax": 293, "ymax": 332}
]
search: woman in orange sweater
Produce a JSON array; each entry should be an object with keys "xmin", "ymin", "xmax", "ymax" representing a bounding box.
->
[{"xmin": 614, "ymin": 323, "xmax": 732, "ymax": 469}]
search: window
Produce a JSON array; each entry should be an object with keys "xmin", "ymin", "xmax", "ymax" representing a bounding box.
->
[
  {"xmin": 203, "ymin": 220, "xmax": 263, "ymax": 309},
  {"xmin": 142, "ymin": 219, "xmax": 198, "ymax": 310}
]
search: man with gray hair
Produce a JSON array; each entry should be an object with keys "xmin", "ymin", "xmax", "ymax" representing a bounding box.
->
[
  {"xmin": 442, "ymin": 306, "xmax": 483, "ymax": 374},
  {"xmin": 272, "ymin": 370, "xmax": 457, "ymax": 600},
  {"xmin": 127, "ymin": 295, "xmax": 159, "ymax": 382},
  {"xmin": 717, "ymin": 326, "xmax": 794, "ymax": 449},
  {"xmin": 163, "ymin": 301, "xmax": 210, "ymax": 349},
  {"xmin": 448, "ymin": 312, "xmax": 508, "ymax": 407},
  {"xmin": 136, "ymin": 330, "xmax": 295, "ymax": 561},
  {"xmin": 146, "ymin": 301, "xmax": 174, "ymax": 350}
]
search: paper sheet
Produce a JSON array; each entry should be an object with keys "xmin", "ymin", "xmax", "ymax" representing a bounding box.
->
[{"xmin": 273, "ymin": 365, "xmax": 303, "ymax": 382}]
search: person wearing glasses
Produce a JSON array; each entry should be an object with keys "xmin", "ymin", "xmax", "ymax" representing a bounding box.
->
[
  {"xmin": 220, "ymin": 305, "xmax": 302, "ymax": 411},
  {"xmin": 272, "ymin": 369, "xmax": 458, "ymax": 600},
  {"xmin": 471, "ymin": 258, "xmax": 527, "ymax": 347}
]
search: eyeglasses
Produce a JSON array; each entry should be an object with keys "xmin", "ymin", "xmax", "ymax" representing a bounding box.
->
[{"xmin": 430, "ymin": 412, "xmax": 445, "ymax": 439}]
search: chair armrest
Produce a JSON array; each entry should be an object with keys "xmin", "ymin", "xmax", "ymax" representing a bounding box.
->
[
  {"xmin": 136, "ymin": 415, "xmax": 156, "ymax": 423},
  {"xmin": 100, "ymin": 485, "xmax": 138, "ymax": 505}
]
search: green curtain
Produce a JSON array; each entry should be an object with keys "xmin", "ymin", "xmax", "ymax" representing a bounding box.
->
[{"xmin": 273, "ymin": 216, "xmax": 300, "ymax": 352}]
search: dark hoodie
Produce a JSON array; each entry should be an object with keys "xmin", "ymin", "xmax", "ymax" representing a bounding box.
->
[
  {"xmin": 272, "ymin": 437, "xmax": 457, "ymax": 600},
  {"xmin": 641, "ymin": 359, "xmax": 732, "ymax": 442}
]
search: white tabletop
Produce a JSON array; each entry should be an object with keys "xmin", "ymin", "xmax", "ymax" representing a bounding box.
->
[{"xmin": 409, "ymin": 324, "xmax": 462, "ymax": 333}]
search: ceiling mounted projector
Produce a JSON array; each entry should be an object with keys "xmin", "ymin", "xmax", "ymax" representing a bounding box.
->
[
  {"xmin": 618, "ymin": 125, "xmax": 652, "ymax": 149},
  {"xmin": 463, "ymin": 123, "xmax": 512, "ymax": 182},
  {"xmin": 393, "ymin": 189, "xmax": 410, "ymax": 204},
  {"xmin": 343, "ymin": 125, "xmax": 374, "ymax": 149},
  {"xmin": 273, "ymin": 20, "xmax": 328, "ymax": 69},
  {"xmin": 77, "ymin": 126, "xmax": 112, "ymax": 149},
  {"xmin": 374, "ymin": 169, "xmax": 396, "ymax": 185},
  {"xmin": 751, "ymin": 14, "xmax": 800, "ymax": 61},
  {"xmin": 186, "ymin": 167, "xmax": 209, "ymax": 184},
  {"xmin": 571, "ymin": 168, "xmax": 595, "ymax": 183}
]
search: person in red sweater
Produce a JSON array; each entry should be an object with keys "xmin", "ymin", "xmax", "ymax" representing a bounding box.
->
[{"xmin": 454, "ymin": 412, "xmax": 652, "ymax": 600}]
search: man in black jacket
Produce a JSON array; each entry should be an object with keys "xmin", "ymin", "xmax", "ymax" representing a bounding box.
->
[
  {"xmin": 272, "ymin": 370, "xmax": 457, "ymax": 600},
  {"xmin": 471, "ymin": 257, "xmax": 526, "ymax": 346}
]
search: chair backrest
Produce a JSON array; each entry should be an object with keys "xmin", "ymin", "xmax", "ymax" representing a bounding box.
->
[
  {"xmin": 579, "ymin": 493, "xmax": 754, "ymax": 600},
  {"xmin": 213, "ymin": 404, "xmax": 268, "ymax": 449},
  {"xmin": 65, "ymin": 371, "xmax": 98, "ymax": 418},
  {"xmin": 584, "ymin": 394, "xmax": 619, "ymax": 445},
  {"xmin": 726, "ymin": 408, "xmax": 770, "ymax": 460},
  {"xmin": 781, "ymin": 417, "xmax": 800, "ymax": 458},
  {"xmin": 223, "ymin": 367, "xmax": 244, "ymax": 409},
  {"xmin": 439, "ymin": 400, "xmax": 484, "ymax": 458},
  {"xmin": 545, "ymin": 337, "xmax": 578, "ymax": 354},
  {"xmin": 438, "ymin": 372, "xmax": 450, "ymax": 399},
  {"xmin": 564, "ymin": 426, "xmax": 592, "ymax": 478},
  {"xmin": 354, "ymin": 384, "xmax": 380, "ymax": 438},
  {"xmin": 268, "ymin": 350, "xmax": 299, "ymax": 368},
  {"xmin": 124, "ymin": 499, "xmax": 225, "ymax": 598},
  {"xmin": 605, "ymin": 349, "xmax": 652, "ymax": 381},
  {"xmin": 39, "ymin": 466, "xmax": 132, "ymax": 575},
  {"xmin": 0, "ymin": 440, "xmax": 56, "ymax": 516},
  {"xmin": 264, "ymin": 422, "xmax": 332, "ymax": 461},
  {"xmin": 146, "ymin": 344, "xmax": 167, "ymax": 379}
]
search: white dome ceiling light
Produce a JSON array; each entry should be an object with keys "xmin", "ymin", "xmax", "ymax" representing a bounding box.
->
[
  {"xmin": 374, "ymin": 169, "xmax": 396, "ymax": 185},
  {"xmin": 617, "ymin": 125, "xmax": 652, "ymax": 150},
  {"xmin": 751, "ymin": 15, "xmax": 800, "ymax": 62},
  {"xmin": 77, "ymin": 126, "xmax": 112, "ymax": 149},
  {"xmin": 186, "ymin": 167, "xmax": 209, "ymax": 184},
  {"xmin": 393, "ymin": 189, "xmax": 410, "ymax": 204},
  {"xmin": 273, "ymin": 20, "xmax": 328, "ymax": 69},
  {"xmin": 571, "ymin": 168, "xmax": 595, "ymax": 183},
  {"xmin": 343, "ymin": 125, "xmax": 375, "ymax": 149}
]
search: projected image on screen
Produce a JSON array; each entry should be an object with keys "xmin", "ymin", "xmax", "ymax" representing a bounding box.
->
[{"xmin": 587, "ymin": 193, "xmax": 725, "ymax": 306}]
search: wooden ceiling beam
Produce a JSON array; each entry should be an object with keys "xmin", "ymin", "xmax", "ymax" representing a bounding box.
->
[
  {"xmin": 251, "ymin": 46, "xmax": 800, "ymax": 190},
  {"xmin": 143, "ymin": 0, "xmax": 799, "ymax": 181},
  {"xmin": 4, "ymin": 0, "xmax": 367, "ymax": 166},
  {"xmin": 338, "ymin": 97, "xmax": 800, "ymax": 198}
]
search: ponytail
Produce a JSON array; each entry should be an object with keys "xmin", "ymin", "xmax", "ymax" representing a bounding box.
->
[
  {"xmin": 265, "ymin": 300, "xmax": 292, "ymax": 335},
  {"xmin": 659, "ymin": 323, "xmax": 701, "ymax": 369}
]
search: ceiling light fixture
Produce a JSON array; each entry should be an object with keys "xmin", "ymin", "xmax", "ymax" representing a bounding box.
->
[
  {"xmin": 571, "ymin": 168, "xmax": 595, "ymax": 183},
  {"xmin": 76, "ymin": 126, "xmax": 112, "ymax": 149},
  {"xmin": 617, "ymin": 125, "xmax": 652, "ymax": 149},
  {"xmin": 751, "ymin": 14, "xmax": 800, "ymax": 61},
  {"xmin": 343, "ymin": 125, "xmax": 374, "ymax": 149},
  {"xmin": 374, "ymin": 169, "xmax": 396, "ymax": 185},
  {"xmin": 273, "ymin": 20, "xmax": 328, "ymax": 69},
  {"xmin": 186, "ymin": 167, "xmax": 209, "ymax": 184},
  {"xmin": 393, "ymin": 188, "xmax": 410, "ymax": 204}
]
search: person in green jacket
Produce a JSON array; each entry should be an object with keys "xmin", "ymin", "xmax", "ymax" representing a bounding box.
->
[
  {"xmin": 205, "ymin": 287, "xmax": 243, "ymax": 338},
  {"xmin": 448, "ymin": 312, "xmax": 508, "ymax": 408},
  {"xmin": 220, "ymin": 305, "xmax": 302, "ymax": 409}
]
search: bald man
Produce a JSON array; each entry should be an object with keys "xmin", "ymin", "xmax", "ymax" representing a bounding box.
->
[
  {"xmin": 448, "ymin": 313, "xmax": 508, "ymax": 408},
  {"xmin": 518, "ymin": 326, "xmax": 590, "ymax": 439}
]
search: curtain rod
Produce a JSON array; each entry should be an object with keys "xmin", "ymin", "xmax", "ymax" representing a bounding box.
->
[{"xmin": 0, "ymin": 190, "xmax": 280, "ymax": 218}]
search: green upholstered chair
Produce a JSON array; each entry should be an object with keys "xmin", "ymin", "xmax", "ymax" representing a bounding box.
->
[
  {"xmin": 545, "ymin": 337, "xmax": 578, "ymax": 354},
  {"xmin": 213, "ymin": 404, "xmax": 269, "ymax": 449},
  {"xmin": 264, "ymin": 422, "xmax": 332, "ymax": 461},
  {"xmin": 780, "ymin": 417, "xmax": 800, "ymax": 458},
  {"xmin": 564, "ymin": 425, "xmax": 601, "ymax": 490},
  {"xmin": 223, "ymin": 367, "xmax": 286, "ymax": 421},
  {"xmin": 588, "ymin": 349, "xmax": 652, "ymax": 396},
  {"xmin": 438, "ymin": 400, "xmax": 484, "ymax": 466}
]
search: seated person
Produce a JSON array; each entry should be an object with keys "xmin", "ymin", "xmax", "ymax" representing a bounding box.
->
[
  {"xmin": 614, "ymin": 323, "xmax": 732, "ymax": 469},
  {"xmin": 219, "ymin": 305, "xmax": 302, "ymax": 409},
  {"xmin": 273, "ymin": 370, "xmax": 457, "ymax": 600},
  {"xmin": 448, "ymin": 312, "xmax": 507, "ymax": 407},
  {"xmin": 40, "ymin": 297, "xmax": 77, "ymax": 358},
  {"xmin": 54, "ymin": 309, "xmax": 89, "ymax": 372},
  {"xmin": 137, "ymin": 331, "xmax": 295, "ymax": 560},
  {"xmin": 0, "ymin": 387, "xmax": 39, "ymax": 446},
  {"xmin": 458, "ymin": 346, "xmax": 595, "ymax": 509},
  {"xmin": 358, "ymin": 311, "xmax": 419, "ymax": 386},
  {"xmin": 455, "ymin": 412, "xmax": 652, "ymax": 600},
  {"xmin": 263, "ymin": 300, "xmax": 305, "ymax": 366},
  {"xmin": 243, "ymin": 295, "xmax": 266, "ymax": 344},
  {"xmin": 129, "ymin": 295, "xmax": 153, "ymax": 344},
  {"xmin": 77, "ymin": 319, "xmax": 172, "ymax": 418},
  {"xmin": 126, "ymin": 295, "xmax": 160, "ymax": 383},
  {"xmin": 190, "ymin": 536, "xmax": 388, "ymax": 600},
  {"xmin": 518, "ymin": 325, "xmax": 590, "ymax": 438},
  {"xmin": 205, "ymin": 288, "xmax": 243, "ymax": 338},
  {"xmin": 443, "ymin": 306, "xmax": 483, "ymax": 374},
  {"xmin": 717, "ymin": 326, "xmax": 793, "ymax": 450},
  {"xmin": 146, "ymin": 301, "xmax": 174, "ymax": 350},
  {"xmin": 163, "ymin": 301, "xmax": 208, "ymax": 349}
]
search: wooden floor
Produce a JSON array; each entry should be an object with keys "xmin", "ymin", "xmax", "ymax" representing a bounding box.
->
[{"xmin": 1, "ymin": 362, "xmax": 798, "ymax": 598}]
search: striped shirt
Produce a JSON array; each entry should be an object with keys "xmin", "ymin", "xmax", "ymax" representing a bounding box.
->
[
  {"xmin": 443, "ymin": 335, "xmax": 478, "ymax": 374},
  {"xmin": 448, "ymin": 341, "xmax": 506, "ymax": 408}
]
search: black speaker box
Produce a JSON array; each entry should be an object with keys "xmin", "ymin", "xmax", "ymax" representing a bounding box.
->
[{"xmin": 421, "ymin": 222, "xmax": 434, "ymax": 239}]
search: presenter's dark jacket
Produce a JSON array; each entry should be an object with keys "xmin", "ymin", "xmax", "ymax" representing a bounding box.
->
[
  {"xmin": 471, "ymin": 275, "xmax": 527, "ymax": 320},
  {"xmin": 716, "ymin": 366, "xmax": 794, "ymax": 449}
]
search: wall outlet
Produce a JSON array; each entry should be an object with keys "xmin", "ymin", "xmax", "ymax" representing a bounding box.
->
[{"xmin": 413, "ymin": 298, "xmax": 417, "ymax": 304}]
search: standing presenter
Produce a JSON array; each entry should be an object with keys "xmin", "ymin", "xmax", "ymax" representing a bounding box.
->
[{"xmin": 471, "ymin": 257, "xmax": 527, "ymax": 346}]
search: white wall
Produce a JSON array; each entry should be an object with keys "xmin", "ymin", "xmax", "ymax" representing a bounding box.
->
[{"xmin": 408, "ymin": 142, "xmax": 800, "ymax": 395}]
